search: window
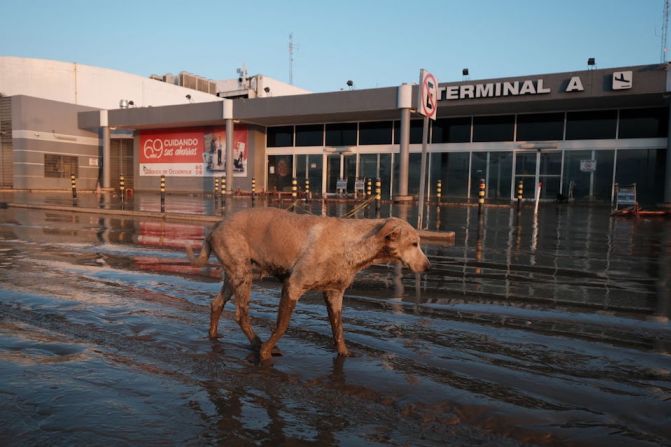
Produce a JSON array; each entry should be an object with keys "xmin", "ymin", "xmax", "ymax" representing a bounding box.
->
[
  {"xmin": 267, "ymin": 126, "xmax": 293, "ymax": 147},
  {"xmin": 45, "ymin": 154, "xmax": 78, "ymax": 178},
  {"xmin": 618, "ymin": 108, "xmax": 668, "ymax": 139},
  {"xmin": 473, "ymin": 115, "xmax": 515, "ymax": 142},
  {"xmin": 325, "ymin": 122, "xmax": 357, "ymax": 146},
  {"xmin": 359, "ymin": 121, "xmax": 393, "ymax": 145},
  {"xmin": 295, "ymin": 124, "xmax": 324, "ymax": 146},
  {"xmin": 565, "ymin": 110, "xmax": 617, "ymax": 140},
  {"xmin": 516, "ymin": 112, "xmax": 564, "ymax": 141},
  {"xmin": 393, "ymin": 120, "xmax": 424, "ymax": 144},
  {"xmin": 431, "ymin": 117, "xmax": 471, "ymax": 143}
]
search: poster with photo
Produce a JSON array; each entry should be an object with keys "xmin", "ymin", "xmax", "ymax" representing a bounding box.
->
[{"xmin": 139, "ymin": 126, "xmax": 247, "ymax": 177}]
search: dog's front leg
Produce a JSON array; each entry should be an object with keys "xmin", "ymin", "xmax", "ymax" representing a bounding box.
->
[
  {"xmin": 259, "ymin": 283, "xmax": 300, "ymax": 361},
  {"xmin": 324, "ymin": 290, "xmax": 349, "ymax": 357}
]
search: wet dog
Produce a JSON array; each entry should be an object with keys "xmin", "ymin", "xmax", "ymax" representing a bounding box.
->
[{"xmin": 187, "ymin": 207, "xmax": 430, "ymax": 361}]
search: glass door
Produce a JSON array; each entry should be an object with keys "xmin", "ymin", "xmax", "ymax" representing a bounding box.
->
[
  {"xmin": 326, "ymin": 154, "xmax": 340, "ymax": 195},
  {"xmin": 514, "ymin": 150, "xmax": 562, "ymax": 200},
  {"xmin": 325, "ymin": 153, "xmax": 356, "ymax": 195}
]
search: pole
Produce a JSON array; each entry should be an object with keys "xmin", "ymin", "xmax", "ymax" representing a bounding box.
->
[
  {"xmin": 417, "ymin": 116, "xmax": 430, "ymax": 229},
  {"xmin": 225, "ymin": 119, "xmax": 234, "ymax": 194},
  {"xmin": 396, "ymin": 84, "xmax": 412, "ymax": 201}
]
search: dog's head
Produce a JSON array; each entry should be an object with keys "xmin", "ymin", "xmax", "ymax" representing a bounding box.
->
[{"xmin": 377, "ymin": 218, "xmax": 431, "ymax": 272}]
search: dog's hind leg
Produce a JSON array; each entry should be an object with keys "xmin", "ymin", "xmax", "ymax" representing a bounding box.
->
[
  {"xmin": 209, "ymin": 279, "xmax": 233, "ymax": 339},
  {"xmin": 324, "ymin": 290, "xmax": 349, "ymax": 357}
]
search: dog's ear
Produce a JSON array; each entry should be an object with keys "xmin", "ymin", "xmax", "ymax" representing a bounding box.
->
[{"xmin": 377, "ymin": 219, "xmax": 402, "ymax": 242}]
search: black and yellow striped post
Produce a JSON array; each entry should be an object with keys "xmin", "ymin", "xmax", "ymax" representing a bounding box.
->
[
  {"xmin": 214, "ymin": 177, "xmax": 219, "ymax": 197},
  {"xmin": 478, "ymin": 178, "xmax": 486, "ymax": 212},
  {"xmin": 251, "ymin": 177, "xmax": 257, "ymax": 205},
  {"xmin": 436, "ymin": 179, "xmax": 442, "ymax": 204},
  {"xmin": 304, "ymin": 178, "xmax": 310, "ymax": 201},
  {"xmin": 119, "ymin": 175, "xmax": 126, "ymax": 204},
  {"xmin": 160, "ymin": 174, "xmax": 166, "ymax": 213},
  {"xmin": 366, "ymin": 178, "xmax": 372, "ymax": 198},
  {"xmin": 516, "ymin": 179, "xmax": 524, "ymax": 211},
  {"xmin": 375, "ymin": 177, "xmax": 382, "ymax": 215},
  {"xmin": 70, "ymin": 174, "xmax": 77, "ymax": 203}
]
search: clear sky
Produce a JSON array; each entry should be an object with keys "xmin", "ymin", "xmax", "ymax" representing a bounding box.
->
[{"xmin": 0, "ymin": 0, "xmax": 666, "ymax": 92}]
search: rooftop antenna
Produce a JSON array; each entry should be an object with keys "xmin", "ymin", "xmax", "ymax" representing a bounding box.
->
[
  {"xmin": 289, "ymin": 33, "xmax": 299, "ymax": 84},
  {"xmin": 662, "ymin": 0, "xmax": 670, "ymax": 62}
]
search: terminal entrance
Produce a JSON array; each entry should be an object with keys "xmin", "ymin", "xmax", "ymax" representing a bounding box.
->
[
  {"xmin": 325, "ymin": 153, "xmax": 355, "ymax": 195},
  {"xmin": 514, "ymin": 150, "xmax": 562, "ymax": 200}
]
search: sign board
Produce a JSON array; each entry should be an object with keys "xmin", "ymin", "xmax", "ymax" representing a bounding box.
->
[
  {"xmin": 616, "ymin": 186, "xmax": 637, "ymax": 206},
  {"xmin": 580, "ymin": 159, "xmax": 597, "ymax": 172},
  {"xmin": 418, "ymin": 69, "xmax": 438, "ymax": 120},
  {"xmin": 139, "ymin": 126, "xmax": 247, "ymax": 177},
  {"xmin": 336, "ymin": 179, "xmax": 348, "ymax": 191},
  {"xmin": 612, "ymin": 71, "xmax": 633, "ymax": 90}
]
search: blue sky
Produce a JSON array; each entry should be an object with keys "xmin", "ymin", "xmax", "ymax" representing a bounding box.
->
[{"xmin": 0, "ymin": 0, "xmax": 665, "ymax": 92}]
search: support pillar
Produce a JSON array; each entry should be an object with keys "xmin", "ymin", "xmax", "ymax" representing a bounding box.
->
[
  {"xmin": 223, "ymin": 99, "xmax": 234, "ymax": 194},
  {"xmin": 396, "ymin": 84, "xmax": 413, "ymax": 202},
  {"xmin": 100, "ymin": 110, "xmax": 111, "ymax": 189}
]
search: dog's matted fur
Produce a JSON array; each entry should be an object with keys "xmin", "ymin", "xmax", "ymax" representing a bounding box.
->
[{"xmin": 187, "ymin": 207, "xmax": 430, "ymax": 361}]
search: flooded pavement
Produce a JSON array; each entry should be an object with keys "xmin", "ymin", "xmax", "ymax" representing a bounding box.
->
[{"xmin": 1, "ymin": 194, "xmax": 670, "ymax": 446}]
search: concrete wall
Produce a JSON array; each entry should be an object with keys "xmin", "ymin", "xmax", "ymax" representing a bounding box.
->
[
  {"xmin": 11, "ymin": 95, "xmax": 100, "ymax": 190},
  {"xmin": 0, "ymin": 57, "xmax": 217, "ymax": 109}
]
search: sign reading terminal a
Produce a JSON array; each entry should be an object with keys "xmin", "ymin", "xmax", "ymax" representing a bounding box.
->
[{"xmin": 438, "ymin": 72, "xmax": 633, "ymax": 101}]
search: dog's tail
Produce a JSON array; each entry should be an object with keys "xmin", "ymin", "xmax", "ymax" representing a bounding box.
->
[{"xmin": 186, "ymin": 236, "xmax": 212, "ymax": 268}]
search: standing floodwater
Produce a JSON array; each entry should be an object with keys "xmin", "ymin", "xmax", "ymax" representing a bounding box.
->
[{"xmin": 0, "ymin": 195, "xmax": 670, "ymax": 446}]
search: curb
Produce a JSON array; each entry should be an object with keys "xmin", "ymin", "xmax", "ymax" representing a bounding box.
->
[{"xmin": 3, "ymin": 202, "xmax": 456, "ymax": 244}]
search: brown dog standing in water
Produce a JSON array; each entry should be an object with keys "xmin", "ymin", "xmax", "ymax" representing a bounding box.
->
[{"xmin": 187, "ymin": 207, "xmax": 430, "ymax": 361}]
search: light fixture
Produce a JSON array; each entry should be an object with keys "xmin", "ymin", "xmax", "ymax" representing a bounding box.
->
[
  {"xmin": 119, "ymin": 99, "xmax": 128, "ymax": 109},
  {"xmin": 462, "ymin": 68, "xmax": 469, "ymax": 76},
  {"xmin": 186, "ymin": 94, "xmax": 192, "ymax": 101},
  {"xmin": 587, "ymin": 57, "xmax": 596, "ymax": 68},
  {"xmin": 263, "ymin": 86, "xmax": 270, "ymax": 93},
  {"xmin": 346, "ymin": 80, "xmax": 354, "ymax": 89}
]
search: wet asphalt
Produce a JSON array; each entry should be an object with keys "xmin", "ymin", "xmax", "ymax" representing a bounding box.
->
[{"xmin": 0, "ymin": 192, "xmax": 670, "ymax": 446}]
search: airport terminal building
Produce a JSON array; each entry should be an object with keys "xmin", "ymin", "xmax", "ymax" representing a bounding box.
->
[{"xmin": 3, "ymin": 58, "xmax": 671, "ymax": 205}]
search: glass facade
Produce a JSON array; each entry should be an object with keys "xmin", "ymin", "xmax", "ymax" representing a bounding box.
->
[{"xmin": 265, "ymin": 107, "xmax": 667, "ymax": 203}]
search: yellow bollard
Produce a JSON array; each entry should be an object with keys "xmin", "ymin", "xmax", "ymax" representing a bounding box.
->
[
  {"xmin": 214, "ymin": 177, "xmax": 219, "ymax": 196},
  {"xmin": 291, "ymin": 177, "xmax": 298, "ymax": 199},
  {"xmin": 478, "ymin": 178, "xmax": 485, "ymax": 210},
  {"xmin": 70, "ymin": 174, "xmax": 77, "ymax": 199},
  {"xmin": 436, "ymin": 179, "xmax": 442, "ymax": 203},
  {"xmin": 160, "ymin": 175, "xmax": 166, "ymax": 212}
]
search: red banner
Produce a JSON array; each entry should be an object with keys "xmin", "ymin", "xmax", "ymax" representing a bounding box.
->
[{"xmin": 139, "ymin": 126, "xmax": 247, "ymax": 177}]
